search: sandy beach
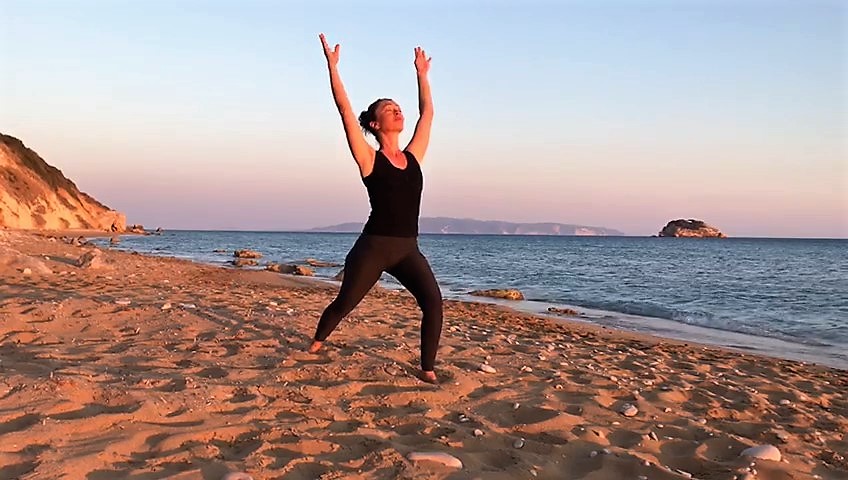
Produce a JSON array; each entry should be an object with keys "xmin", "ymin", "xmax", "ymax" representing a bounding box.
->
[{"xmin": 1, "ymin": 230, "xmax": 846, "ymax": 480}]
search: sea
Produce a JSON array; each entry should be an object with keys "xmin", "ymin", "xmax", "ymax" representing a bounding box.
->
[{"xmin": 90, "ymin": 231, "xmax": 848, "ymax": 370}]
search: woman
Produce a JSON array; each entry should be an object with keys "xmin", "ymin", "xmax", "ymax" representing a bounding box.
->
[{"xmin": 308, "ymin": 33, "xmax": 443, "ymax": 384}]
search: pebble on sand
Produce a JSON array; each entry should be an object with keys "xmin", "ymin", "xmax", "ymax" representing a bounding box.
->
[
  {"xmin": 619, "ymin": 403, "xmax": 638, "ymax": 417},
  {"xmin": 740, "ymin": 444, "xmax": 782, "ymax": 462},
  {"xmin": 221, "ymin": 473, "xmax": 254, "ymax": 480},
  {"xmin": 407, "ymin": 451, "xmax": 464, "ymax": 469},
  {"xmin": 479, "ymin": 364, "xmax": 496, "ymax": 373}
]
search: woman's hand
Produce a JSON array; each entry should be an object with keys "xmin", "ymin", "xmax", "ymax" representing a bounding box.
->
[
  {"xmin": 320, "ymin": 33, "xmax": 340, "ymax": 68},
  {"xmin": 414, "ymin": 46, "xmax": 431, "ymax": 76}
]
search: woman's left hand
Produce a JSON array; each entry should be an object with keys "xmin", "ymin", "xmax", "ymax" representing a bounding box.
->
[{"xmin": 414, "ymin": 46, "xmax": 431, "ymax": 75}]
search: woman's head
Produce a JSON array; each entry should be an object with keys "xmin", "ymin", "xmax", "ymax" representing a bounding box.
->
[{"xmin": 359, "ymin": 98, "xmax": 404, "ymax": 137}]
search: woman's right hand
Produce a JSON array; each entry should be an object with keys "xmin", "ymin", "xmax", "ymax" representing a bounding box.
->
[{"xmin": 319, "ymin": 33, "xmax": 340, "ymax": 68}]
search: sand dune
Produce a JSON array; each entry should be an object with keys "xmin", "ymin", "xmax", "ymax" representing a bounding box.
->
[{"xmin": 0, "ymin": 230, "xmax": 846, "ymax": 479}]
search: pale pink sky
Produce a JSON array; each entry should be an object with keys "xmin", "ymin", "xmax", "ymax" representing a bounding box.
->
[{"xmin": 2, "ymin": 1, "xmax": 846, "ymax": 238}]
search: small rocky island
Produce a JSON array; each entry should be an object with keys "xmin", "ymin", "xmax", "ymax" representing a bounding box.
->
[{"xmin": 658, "ymin": 219, "xmax": 726, "ymax": 238}]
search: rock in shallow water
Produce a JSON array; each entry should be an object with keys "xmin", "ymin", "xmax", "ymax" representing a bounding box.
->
[{"xmin": 469, "ymin": 288, "xmax": 524, "ymax": 300}]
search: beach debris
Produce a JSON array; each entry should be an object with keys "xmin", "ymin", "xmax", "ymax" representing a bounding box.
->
[
  {"xmin": 547, "ymin": 306, "xmax": 579, "ymax": 316},
  {"xmin": 778, "ymin": 399, "xmax": 791, "ymax": 406},
  {"xmin": 232, "ymin": 258, "xmax": 258, "ymax": 267},
  {"xmin": 479, "ymin": 364, "xmax": 496, "ymax": 374},
  {"xmin": 305, "ymin": 258, "xmax": 340, "ymax": 267},
  {"xmin": 740, "ymin": 444, "xmax": 781, "ymax": 462},
  {"xmin": 589, "ymin": 451, "xmax": 598, "ymax": 458},
  {"xmin": 648, "ymin": 431, "xmax": 659, "ymax": 441},
  {"xmin": 233, "ymin": 249, "xmax": 262, "ymax": 258},
  {"xmin": 407, "ymin": 451, "xmax": 463, "ymax": 468},
  {"xmin": 468, "ymin": 288, "xmax": 524, "ymax": 300},
  {"xmin": 179, "ymin": 303, "xmax": 197, "ymax": 309},
  {"xmin": 77, "ymin": 249, "xmax": 108, "ymax": 269},
  {"xmin": 458, "ymin": 414, "xmax": 470, "ymax": 423},
  {"xmin": 265, "ymin": 263, "xmax": 314, "ymax": 276},
  {"xmin": 619, "ymin": 403, "xmax": 638, "ymax": 417},
  {"xmin": 266, "ymin": 263, "xmax": 292, "ymax": 273},
  {"xmin": 161, "ymin": 303, "xmax": 172, "ymax": 310},
  {"xmin": 520, "ymin": 366, "xmax": 533, "ymax": 373},
  {"xmin": 512, "ymin": 403, "xmax": 520, "ymax": 410},
  {"xmin": 473, "ymin": 429, "xmax": 484, "ymax": 437},
  {"xmin": 22, "ymin": 267, "xmax": 32, "ymax": 275},
  {"xmin": 513, "ymin": 438, "xmax": 525, "ymax": 449},
  {"xmin": 817, "ymin": 450, "xmax": 846, "ymax": 469},
  {"xmin": 221, "ymin": 473, "xmax": 254, "ymax": 480},
  {"xmin": 293, "ymin": 265, "xmax": 314, "ymax": 276},
  {"xmin": 63, "ymin": 235, "xmax": 90, "ymax": 246},
  {"xmin": 115, "ymin": 299, "xmax": 131, "ymax": 306}
]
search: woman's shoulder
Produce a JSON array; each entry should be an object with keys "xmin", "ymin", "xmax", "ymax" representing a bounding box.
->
[{"xmin": 403, "ymin": 150, "xmax": 420, "ymax": 164}]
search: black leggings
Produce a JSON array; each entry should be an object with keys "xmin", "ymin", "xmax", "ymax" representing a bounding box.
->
[{"xmin": 313, "ymin": 234, "xmax": 444, "ymax": 371}]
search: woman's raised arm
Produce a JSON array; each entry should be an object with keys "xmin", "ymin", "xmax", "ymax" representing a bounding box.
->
[
  {"xmin": 320, "ymin": 33, "xmax": 375, "ymax": 176},
  {"xmin": 405, "ymin": 46, "xmax": 434, "ymax": 163}
]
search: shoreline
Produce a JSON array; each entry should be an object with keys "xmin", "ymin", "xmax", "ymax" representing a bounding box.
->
[
  {"xmin": 450, "ymin": 295, "xmax": 848, "ymax": 372},
  {"xmin": 14, "ymin": 228, "xmax": 151, "ymax": 239},
  {"xmin": 79, "ymin": 234, "xmax": 848, "ymax": 372}
]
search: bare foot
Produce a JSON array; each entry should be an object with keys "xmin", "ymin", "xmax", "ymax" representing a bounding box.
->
[
  {"xmin": 418, "ymin": 370, "xmax": 438, "ymax": 384},
  {"xmin": 307, "ymin": 340, "xmax": 323, "ymax": 354}
]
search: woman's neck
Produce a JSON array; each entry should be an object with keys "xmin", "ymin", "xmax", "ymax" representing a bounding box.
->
[{"xmin": 377, "ymin": 132, "xmax": 401, "ymax": 154}]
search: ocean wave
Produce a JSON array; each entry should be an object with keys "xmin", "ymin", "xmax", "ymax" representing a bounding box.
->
[{"xmin": 556, "ymin": 299, "xmax": 835, "ymax": 347}]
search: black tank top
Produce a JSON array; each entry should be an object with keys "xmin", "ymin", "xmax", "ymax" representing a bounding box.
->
[{"xmin": 361, "ymin": 150, "xmax": 423, "ymax": 237}]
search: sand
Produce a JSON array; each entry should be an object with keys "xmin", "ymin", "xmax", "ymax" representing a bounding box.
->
[{"xmin": 1, "ymin": 230, "xmax": 846, "ymax": 480}]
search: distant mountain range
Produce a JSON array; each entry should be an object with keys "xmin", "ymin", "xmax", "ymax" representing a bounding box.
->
[{"xmin": 308, "ymin": 217, "xmax": 625, "ymax": 236}]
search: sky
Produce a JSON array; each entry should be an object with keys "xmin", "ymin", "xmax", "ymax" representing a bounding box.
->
[{"xmin": 1, "ymin": 0, "xmax": 845, "ymax": 238}]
